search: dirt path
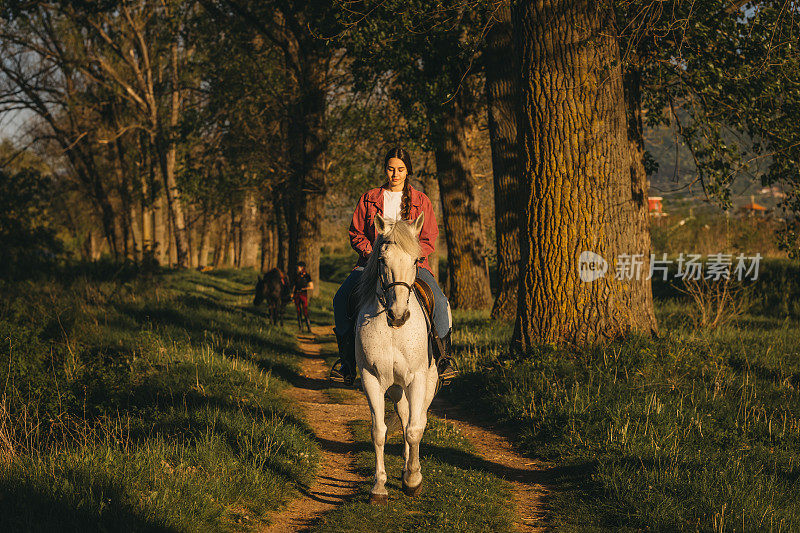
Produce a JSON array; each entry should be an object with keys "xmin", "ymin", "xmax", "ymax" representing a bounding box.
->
[
  {"xmin": 266, "ymin": 325, "xmax": 550, "ymax": 532},
  {"xmin": 264, "ymin": 325, "xmax": 370, "ymax": 532}
]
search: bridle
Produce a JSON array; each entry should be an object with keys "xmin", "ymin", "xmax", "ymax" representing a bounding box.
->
[{"xmin": 376, "ymin": 240, "xmax": 419, "ymax": 312}]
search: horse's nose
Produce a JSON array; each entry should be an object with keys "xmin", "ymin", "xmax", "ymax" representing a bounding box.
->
[{"xmin": 387, "ymin": 309, "xmax": 410, "ymax": 328}]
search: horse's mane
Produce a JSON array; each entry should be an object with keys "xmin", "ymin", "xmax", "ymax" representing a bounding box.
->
[{"xmin": 357, "ymin": 220, "xmax": 422, "ymax": 305}]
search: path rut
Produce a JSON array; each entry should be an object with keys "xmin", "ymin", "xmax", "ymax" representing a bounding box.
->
[{"xmin": 264, "ymin": 326, "xmax": 370, "ymax": 532}]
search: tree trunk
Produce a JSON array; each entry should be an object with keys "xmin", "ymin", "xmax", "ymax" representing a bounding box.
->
[
  {"xmin": 167, "ymin": 205, "xmax": 177, "ymax": 267},
  {"xmin": 239, "ymin": 188, "xmax": 261, "ymax": 269},
  {"xmin": 154, "ymin": 191, "xmax": 168, "ymax": 266},
  {"xmin": 152, "ymin": 41, "xmax": 190, "ymax": 268},
  {"xmin": 227, "ymin": 212, "xmax": 237, "ymax": 268},
  {"xmin": 261, "ymin": 214, "xmax": 277, "ymax": 272},
  {"xmin": 139, "ymin": 133, "xmax": 156, "ymax": 265},
  {"xmin": 89, "ymin": 226, "xmax": 102, "ymax": 260},
  {"xmin": 512, "ymin": 0, "xmax": 657, "ymax": 348},
  {"xmin": 213, "ymin": 215, "xmax": 230, "ymax": 269},
  {"xmin": 419, "ymin": 167, "xmax": 441, "ymax": 280},
  {"xmin": 232, "ymin": 209, "xmax": 242, "ymax": 267},
  {"xmin": 197, "ymin": 211, "xmax": 212, "ymax": 268},
  {"xmin": 285, "ymin": 67, "xmax": 326, "ymax": 297},
  {"xmin": 485, "ymin": 1, "xmax": 522, "ymax": 320},
  {"xmin": 187, "ymin": 205, "xmax": 198, "ymax": 269},
  {"xmin": 434, "ymin": 92, "xmax": 492, "ymax": 309},
  {"xmin": 275, "ymin": 196, "xmax": 289, "ymax": 273}
]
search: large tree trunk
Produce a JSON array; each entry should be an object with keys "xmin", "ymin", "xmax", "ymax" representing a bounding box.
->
[
  {"xmin": 239, "ymin": 188, "xmax": 261, "ymax": 269},
  {"xmin": 285, "ymin": 66, "xmax": 326, "ymax": 296},
  {"xmin": 485, "ymin": 1, "xmax": 522, "ymax": 320},
  {"xmin": 434, "ymin": 93, "xmax": 492, "ymax": 310},
  {"xmin": 512, "ymin": 0, "xmax": 657, "ymax": 348}
]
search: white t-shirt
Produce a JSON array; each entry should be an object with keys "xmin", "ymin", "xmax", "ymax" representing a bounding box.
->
[
  {"xmin": 383, "ymin": 189, "xmax": 404, "ymax": 222},
  {"xmin": 354, "ymin": 189, "xmax": 404, "ymax": 272}
]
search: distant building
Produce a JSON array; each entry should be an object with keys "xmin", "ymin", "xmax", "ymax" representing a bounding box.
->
[
  {"xmin": 648, "ymin": 196, "xmax": 667, "ymax": 217},
  {"xmin": 759, "ymin": 186, "xmax": 787, "ymax": 199},
  {"xmin": 740, "ymin": 195, "xmax": 770, "ymax": 218}
]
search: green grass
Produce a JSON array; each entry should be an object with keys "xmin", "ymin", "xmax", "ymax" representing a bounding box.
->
[
  {"xmin": 445, "ymin": 259, "xmax": 800, "ymax": 532},
  {"xmin": 0, "ymin": 266, "xmax": 317, "ymax": 532},
  {"xmin": 313, "ymin": 417, "xmax": 515, "ymax": 532}
]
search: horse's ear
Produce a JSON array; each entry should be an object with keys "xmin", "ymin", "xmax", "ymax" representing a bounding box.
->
[
  {"xmin": 412, "ymin": 212, "xmax": 425, "ymax": 236},
  {"xmin": 374, "ymin": 213, "xmax": 387, "ymax": 235}
]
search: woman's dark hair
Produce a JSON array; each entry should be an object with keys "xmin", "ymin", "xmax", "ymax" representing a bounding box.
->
[{"xmin": 384, "ymin": 147, "xmax": 414, "ymax": 220}]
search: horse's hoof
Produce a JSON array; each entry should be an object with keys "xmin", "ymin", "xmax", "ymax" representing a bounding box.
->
[
  {"xmin": 402, "ymin": 479, "xmax": 423, "ymax": 497},
  {"xmin": 369, "ymin": 492, "xmax": 388, "ymax": 505}
]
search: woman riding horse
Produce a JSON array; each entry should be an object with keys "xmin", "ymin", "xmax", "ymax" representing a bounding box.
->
[{"xmin": 329, "ymin": 146, "xmax": 458, "ymax": 386}]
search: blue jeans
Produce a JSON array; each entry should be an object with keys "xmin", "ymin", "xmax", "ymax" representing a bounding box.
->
[{"xmin": 332, "ymin": 266, "xmax": 451, "ymax": 340}]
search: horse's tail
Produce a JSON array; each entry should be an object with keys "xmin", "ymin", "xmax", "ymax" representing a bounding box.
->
[{"xmin": 386, "ymin": 410, "xmax": 403, "ymax": 438}]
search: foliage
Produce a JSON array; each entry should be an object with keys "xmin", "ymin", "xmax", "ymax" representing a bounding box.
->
[
  {"xmin": 617, "ymin": 1, "xmax": 800, "ymax": 252},
  {"xmin": 338, "ymin": 0, "xmax": 488, "ymax": 149},
  {"xmin": 0, "ymin": 157, "xmax": 63, "ymax": 277}
]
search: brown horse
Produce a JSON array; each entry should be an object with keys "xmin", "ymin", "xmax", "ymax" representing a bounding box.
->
[{"xmin": 254, "ymin": 268, "xmax": 292, "ymax": 326}]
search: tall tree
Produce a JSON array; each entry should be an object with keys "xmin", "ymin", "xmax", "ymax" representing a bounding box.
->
[
  {"xmin": 344, "ymin": 1, "xmax": 493, "ymax": 309},
  {"xmin": 512, "ymin": 0, "xmax": 658, "ymax": 347},
  {"xmin": 484, "ymin": 1, "xmax": 521, "ymax": 319}
]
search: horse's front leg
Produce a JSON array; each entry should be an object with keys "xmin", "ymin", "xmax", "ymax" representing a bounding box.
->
[
  {"xmin": 361, "ymin": 369, "xmax": 388, "ymax": 504},
  {"xmin": 387, "ymin": 385, "xmax": 410, "ymax": 478},
  {"xmin": 402, "ymin": 371, "xmax": 428, "ymax": 497}
]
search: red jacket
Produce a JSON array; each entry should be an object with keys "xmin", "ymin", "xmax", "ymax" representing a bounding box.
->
[{"xmin": 349, "ymin": 184, "xmax": 438, "ymax": 273}]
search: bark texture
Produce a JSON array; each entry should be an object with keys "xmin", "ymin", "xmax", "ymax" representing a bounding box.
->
[
  {"xmin": 485, "ymin": 1, "xmax": 522, "ymax": 319},
  {"xmin": 435, "ymin": 92, "xmax": 492, "ymax": 309},
  {"xmin": 419, "ymin": 169, "xmax": 441, "ymax": 280},
  {"xmin": 285, "ymin": 64, "xmax": 326, "ymax": 297},
  {"xmin": 239, "ymin": 188, "xmax": 261, "ymax": 268},
  {"xmin": 512, "ymin": 0, "xmax": 657, "ymax": 347}
]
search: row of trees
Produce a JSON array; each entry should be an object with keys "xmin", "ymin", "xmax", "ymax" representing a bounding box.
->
[{"xmin": 2, "ymin": 0, "xmax": 799, "ymax": 347}]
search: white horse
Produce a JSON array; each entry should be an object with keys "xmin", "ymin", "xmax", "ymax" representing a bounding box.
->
[{"xmin": 355, "ymin": 212, "xmax": 439, "ymax": 504}]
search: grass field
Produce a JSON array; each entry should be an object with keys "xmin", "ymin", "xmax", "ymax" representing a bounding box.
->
[
  {"xmin": 0, "ymin": 265, "xmax": 317, "ymax": 531},
  {"xmin": 446, "ymin": 260, "xmax": 800, "ymax": 532},
  {"xmin": 4, "ymin": 256, "xmax": 799, "ymax": 532}
]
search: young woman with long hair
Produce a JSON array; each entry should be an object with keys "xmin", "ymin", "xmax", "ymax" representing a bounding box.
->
[{"xmin": 329, "ymin": 147, "xmax": 457, "ymax": 385}]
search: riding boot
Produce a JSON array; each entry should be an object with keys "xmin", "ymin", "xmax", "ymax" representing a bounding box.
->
[
  {"xmin": 330, "ymin": 327, "xmax": 357, "ymax": 386},
  {"xmin": 304, "ymin": 314, "xmax": 312, "ymax": 332},
  {"xmin": 435, "ymin": 331, "xmax": 458, "ymax": 383}
]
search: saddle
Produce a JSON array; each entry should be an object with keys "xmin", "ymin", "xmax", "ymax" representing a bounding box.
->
[{"xmin": 346, "ymin": 276, "xmax": 436, "ymax": 328}]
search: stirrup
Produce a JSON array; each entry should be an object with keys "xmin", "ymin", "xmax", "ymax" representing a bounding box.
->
[
  {"xmin": 329, "ymin": 359, "xmax": 355, "ymax": 386},
  {"xmin": 437, "ymin": 357, "xmax": 459, "ymax": 385}
]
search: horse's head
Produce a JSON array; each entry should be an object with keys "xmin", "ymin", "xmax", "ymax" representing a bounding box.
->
[{"xmin": 373, "ymin": 212, "xmax": 424, "ymax": 328}]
